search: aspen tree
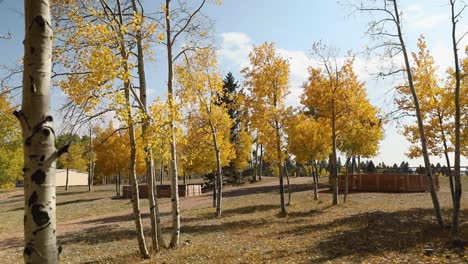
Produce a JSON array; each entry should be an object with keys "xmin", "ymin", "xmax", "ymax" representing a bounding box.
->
[
  {"xmin": 20, "ymin": 0, "xmax": 67, "ymax": 262},
  {"xmin": 243, "ymin": 42, "xmax": 290, "ymax": 215},
  {"xmin": 357, "ymin": 0, "xmax": 444, "ymax": 226}
]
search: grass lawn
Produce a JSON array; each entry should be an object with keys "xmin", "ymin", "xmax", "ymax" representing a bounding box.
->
[{"xmin": 0, "ymin": 176, "xmax": 467, "ymax": 263}]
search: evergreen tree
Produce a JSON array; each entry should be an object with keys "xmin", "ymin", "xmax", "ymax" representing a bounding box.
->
[
  {"xmin": 366, "ymin": 160, "xmax": 376, "ymax": 172},
  {"xmin": 220, "ymin": 72, "xmax": 240, "ymax": 138}
]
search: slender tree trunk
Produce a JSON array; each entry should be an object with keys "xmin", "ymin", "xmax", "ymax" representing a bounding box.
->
[
  {"xmin": 88, "ymin": 126, "xmax": 93, "ymax": 192},
  {"xmin": 118, "ymin": 173, "xmax": 121, "ymax": 196},
  {"xmin": 145, "ymin": 150, "xmax": 160, "ymax": 251},
  {"xmin": 357, "ymin": 155, "xmax": 361, "ymax": 174},
  {"xmin": 152, "ymin": 164, "xmax": 166, "ymax": 248},
  {"xmin": 65, "ymin": 167, "xmax": 69, "ymax": 191},
  {"xmin": 253, "ymin": 140, "xmax": 258, "ymax": 182},
  {"xmin": 209, "ymin": 122, "xmax": 223, "ymax": 217},
  {"xmin": 392, "ymin": 0, "xmax": 443, "ymax": 227},
  {"xmin": 89, "ymin": 163, "xmax": 94, "ymax": 192},
  {"xmin": 126, "ymin": 115, "xmax": 149, "ymax": 258},
  {"xmin": 284, "ymin": 161, "xmax": 291, "ymax": 206},
  {"xmin": 343, "ymin": 157, "xmax": 351, "ymax": 203},
  {"xmin": 160, "ymin": 160, "xmax": 164, "ymax": 186},
  {"xmin": 275, "ymin": 120, "xmax": 286, "ymax": 215},
  {"xmin": 114, "ymin": 0, "xmax": 149, "ymax": 257},
  {"xmin": 437, "ymin": 111, "xmax": 455, "ymax": 204},
  {"xmin": 131, "ymin": 0, "xmax": 162, "ymax": 251},
  {"xmin": 165, "ymin": 0, "xmax": 181, "ymax": 247},
  {"xmin": 259, "ymin": 145, "xmax": 263, "ymax": 180},
  {"xmin": 212, "ymin": 172, "xmax": 217, "ymax": 208},
  {"xmin": 20, "ymin": 1, "xmax": 63, "ymax": 262},
  {"xmin": 331, "ymin": 112, "xmax": 338, "ymax": 205},
  {"xmin": 450, "ymin": 0, "xmax": 462, "ymax": 238},
  {"xmin": 115, "ymin": 175, "xmax": 119, "ymax": 196},
  {"xmin": 312, "ymin": 161, "xmax": 319, "ymax": 200},
  {"xmin": 123, "ymin": 78, "xmax": 149, "ymax": 258}
]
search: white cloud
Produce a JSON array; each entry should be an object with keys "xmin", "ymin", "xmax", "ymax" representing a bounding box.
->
[
  {"xmin": 218, "ymin": 32, "xmax": 312, "ymax": 107},
  {"xmin": 403, "ymin": 4, "xmax": 447, "ymax": 29},
  {"xmin": 277, "ymin": 49, "xmax": 310, "ymax": 106},
  {"xmin": 412, "ymin": 14, "xmax": 446, "ymax": 29},
  {"xmin": 218, "ymin": 32, "xmax": 252, "ymax": 68},
  {"xmin": 147, "ymin": 87, "xmax": 157, "ymax": 96}
]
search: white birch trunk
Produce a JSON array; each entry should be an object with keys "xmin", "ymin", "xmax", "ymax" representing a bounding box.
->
[
  {"xmin": 165, "ymin": 0, "xmax": 181, "ymax": 247},
  {"xmin": 65, "ymin": 167, "xmax": 69, "ymax": 191},
  {"xmin": 131, "ymin": 0, "xmax": 164, "ymax": 250},
  {"xmin": 391, "ymin": 0, "xmax": 443, "ymax": 227},
  {"xmin": 313, "ymin": 161, "xmax": 319, "ymax": 200},
  {"xmin": 450, "ymin": 0, "xmax": 462, "ymax": 237},
  {"xmin": 111, "ymin": 0, "xmax": 150, "ymax": 257},
  {"xmin": 20, "ymin": 1, "xmax": 66, "ymax": 262},
  {"xmin": 209, "ymin": 121, "xmax": 223, "ymax": 217}
]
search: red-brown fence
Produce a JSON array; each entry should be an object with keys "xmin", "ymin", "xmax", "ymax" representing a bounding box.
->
[
  {"xmin": 338, "ymin": 173, "xmax": 439, "ymax": 192},
  {"xmin": 122, "ymin": 184, "xmax": 202, "ymax": 199}
]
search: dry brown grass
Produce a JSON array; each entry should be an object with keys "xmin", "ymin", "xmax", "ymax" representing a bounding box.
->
[{"xmin": 0, "ymin": 176, "xmax": 467, "ymax": 263}]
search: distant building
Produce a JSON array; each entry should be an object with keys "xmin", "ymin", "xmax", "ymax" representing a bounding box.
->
[
  {"xmin": 56, "ymin": 169, "xmax": 88, "ymax": 187},
  {"xmin": 16, "ymin": 169, "xmax": 88, "ymax": 187}
]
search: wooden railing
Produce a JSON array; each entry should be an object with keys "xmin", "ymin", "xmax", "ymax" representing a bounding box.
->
[
  {"xmin": 122, "ymin": 184, "xmax": 202, "ymax": 198},
  {"xmin": 337, "ymin": 173, "xmax": 439, "ymax": 192}
]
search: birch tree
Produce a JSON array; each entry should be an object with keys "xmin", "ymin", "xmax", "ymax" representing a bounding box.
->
[
  {"xmin": 161, "ymin": 0, "xmax": 216, "ymax": 246},
  {"xmin": 395, "ymin": 36, "xmax": 456, "ymax": 202},
  {"xmin": 301, "ymin": 44, "xmax": 364, "ymax": 205},
  {"xmin": 130, "ymin": 0, "xmax": 164, "ymax": 251},
  {"xmin": 176, "ymin": 48, "xmax": 235, "ymax": 217},
  {"xmin": 338, "ymin": 99, "xmax": 383, "ymax": 202},
  {"xmin": 20, "ymin": 0, "xmax": 69, "ymax": 262},
  {"xmin": 52, "ymin": 0, "xmax": 153, "ymax": 257},
  {"xmin": 285, "ymin": 112, "xmax": 331, "ymax": 200},
  {"xmin": 356, "ymin": 0, "xmax": 444, "ymax": 227},
  {"xmin": 243, "ymin": 42, "xmax": 290, "ymax": 215},
  {"xmin": 449, "ymin": 0, "xmax": 466, "ymax": 239}
]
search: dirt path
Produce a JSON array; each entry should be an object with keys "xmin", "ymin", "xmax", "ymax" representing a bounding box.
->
[
  {"xmin": 0, "ymin": 177, "xmax": 312, "ymax": 249},
  {"xmin": 59, "ymin": 177, "xmax": 311, "ymax": 231}
]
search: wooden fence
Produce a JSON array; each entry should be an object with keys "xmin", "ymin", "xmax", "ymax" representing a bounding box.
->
[
  {"xmin": 122, "ymin": 184, "xmax": 202, "ymax": 199},
  {"xmin": 338, "ymin": 173, "xmax": 439, "ymax": 192}
]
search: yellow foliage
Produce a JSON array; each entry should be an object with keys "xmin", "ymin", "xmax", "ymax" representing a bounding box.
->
[
  {"xmin": 175, "ymin": 48, "xmax": 236, "ymax": 174},
  {"xmin": 285, "ymin": 113, "xmax": 331, "ymax": 164},
  {"xmin": 94, "ymin": 122, "xmax": 145, "ymax": 181},
  {"xmin": 396, "ymin": 36, "xmax": 464, "ymax": 158},
  {"xmin": 58, "ymin": 142, "xmax": 88, "ymax": 172},
  {"xmin": 0, "ymin": 92, "xmax": 22, "ymax": 188},
  {"xmin": 242, "ymin": 42, "xmax": 290, "ymax": 166},
  {"xmin": 301, "ymin": 49, "xmax": 381, "ymax": 161}
]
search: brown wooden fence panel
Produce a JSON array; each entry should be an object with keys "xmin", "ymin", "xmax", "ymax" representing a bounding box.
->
[
  {"xmin": 338, "ymin": 173, "xmax": 439, "ymax": 193},
  {"xmin": 122, "ymin": 184, "xmax": 203, "ymax": 198}
]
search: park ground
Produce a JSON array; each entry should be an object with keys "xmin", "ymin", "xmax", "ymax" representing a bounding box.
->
[{"xmin": 0, "ymin": 176, "xmax": 467, "ymax": 263}]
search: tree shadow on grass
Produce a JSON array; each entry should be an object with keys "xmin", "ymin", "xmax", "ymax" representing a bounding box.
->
[
  {"xmin": 286, "ymin": 205, "xmax": 334, "ymax": 218},
  {"xmin": 0, "ymin": 197, "xmax": 24, "ymax": 205},
  {"xmin": 56, "ymin": 188, "xmax": 110, "ymax": 197},
  {"xmin": 222, "ymin": 204, "xmax": 279, "ymax": 215},
  {"xmin": 181, "ymin": 218, "xmax": 269, "ymax": 236},
  {"xmin": 282, "ymin": 208, "xmax": 468, "ymax": 262},
  {"xmin": 222, "ymin": 183, "xmax": 328, "ymax": 198},
  {"xmin": 60, "ymin": 216, "xmax": 269, "ymax": 246},
  {"xmin": 181, "ymin": 204, "xmax": 280, "ymax": 223},
  {"xmin": 6, "ymin": 198, "xmax": 104, "ymax": 212},
  {"xmin": 59, "ymin": 225, "xmax": 137, "ymax": 246},
  {"xmin": 77, "ymin": 211, "xmax": 171, "ymax": 226}
]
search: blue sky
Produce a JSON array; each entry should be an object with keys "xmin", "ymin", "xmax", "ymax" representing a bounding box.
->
[{"xmin": 1, "ymin": 0, "xmax": 467, "ymax": 167}]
